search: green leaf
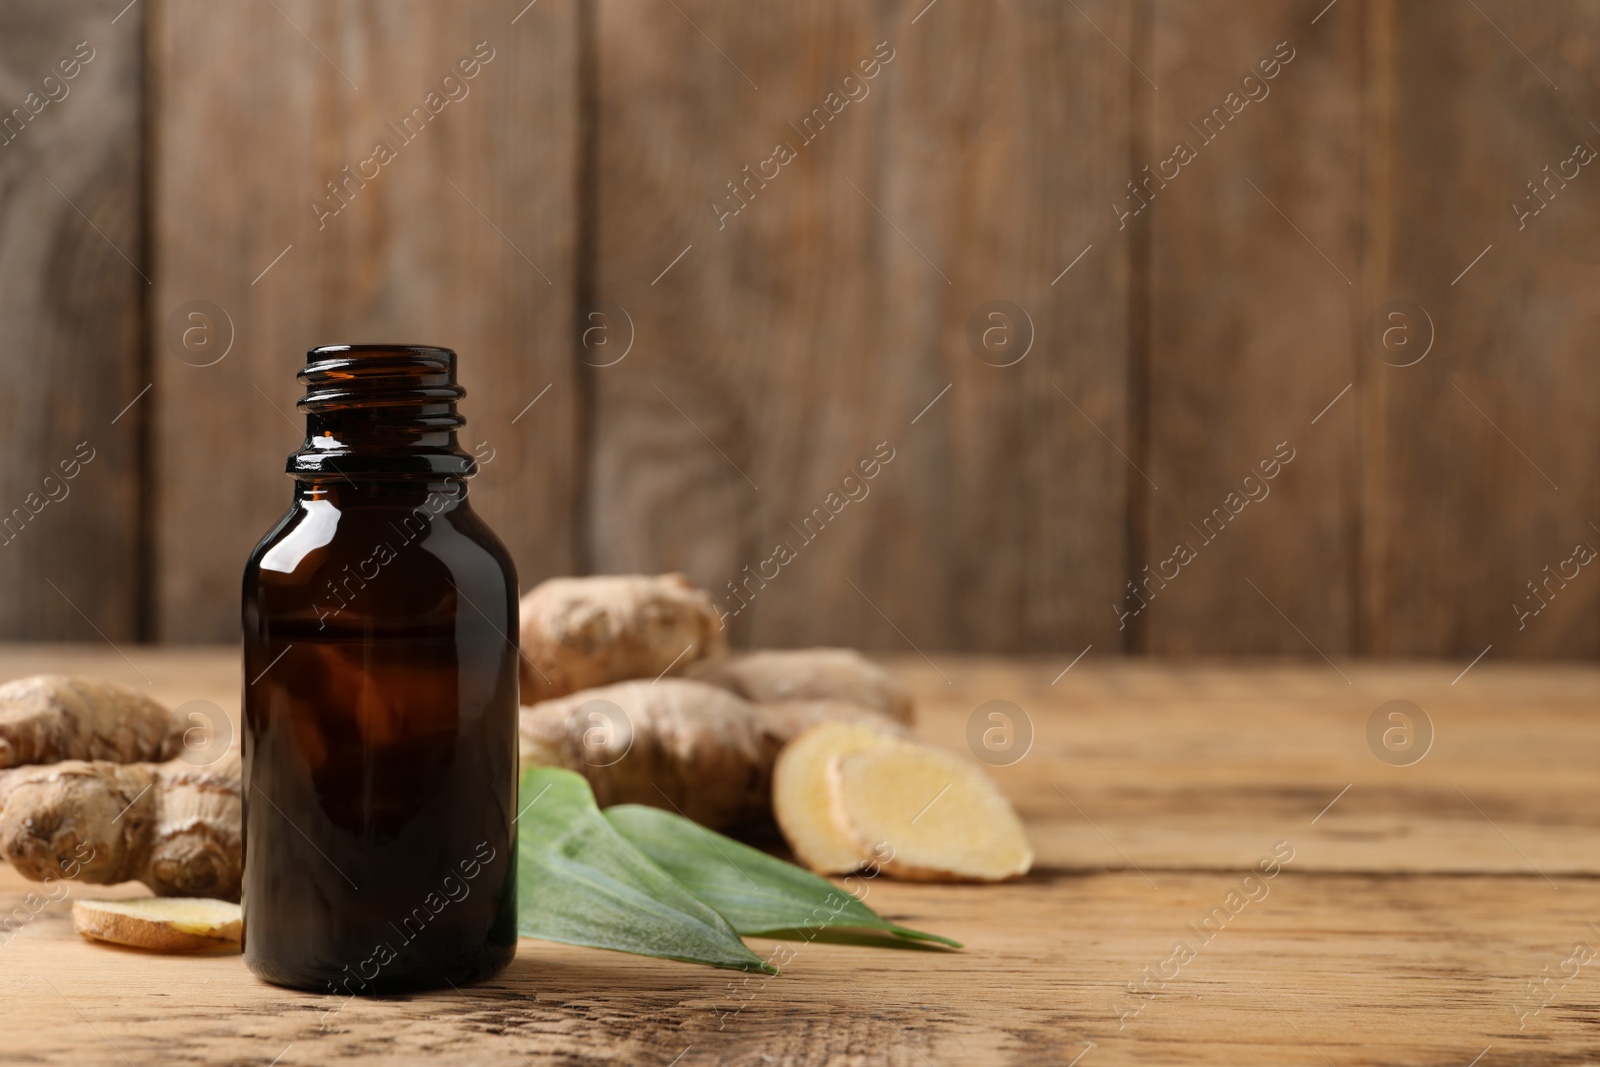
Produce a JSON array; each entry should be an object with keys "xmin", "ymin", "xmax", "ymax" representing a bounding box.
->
[
  {"xmin": 516, "ymin": 767, "xmax": 773, "ymax": 973},
  {"xmin": 604, "ymin": 804, "xmax": 961, "ymax": 948}
]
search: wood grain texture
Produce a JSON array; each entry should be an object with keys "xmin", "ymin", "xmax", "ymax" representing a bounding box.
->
[
  {"xmin": 1, "ymin": 647, "xmax": 1593, "ymax": 877},
  {"xmin": 148, "ymin": 0, "xmax": 580, "ymax": 640},
  {"xmin": 900, "ymin": 654, "xmax": 1600, "ymax": 875},
  {"xmin": 585, "ymin": 0, "xmax": 1132, "ymax": 652},
  {"xmin": 0, "ymin": 648, "xmax": 1597, "ymax": 1065},
  {"xmin": 1361, "ymin": 0, "xmax": 1600, "ymax": 659},
  {"xmin": 2, "ymin": 0, "xmax": 1595, "ymax": 658},
  {"xmin": 0, "ymin": 4, "xmax": 144, "ymax": 641},
  {"xmin": 9, "ymin": 867, "xmax": 1600, "ymax": 1066},
  {"xmin": 1136, "ymin": 1, "xmax": 1363, "ymax": 655}
]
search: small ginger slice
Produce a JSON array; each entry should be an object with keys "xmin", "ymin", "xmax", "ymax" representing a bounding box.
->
[
  {"xmin": 773, "ymin": 721, "xmax": 898, "ymax": 874},
  {"xmin": 827, "ymin": 740, "xmax": 1032, "ymax": 883},
  {"xmin": 72, "ymin": 897, "xmax": 241, "ymax": 953}
]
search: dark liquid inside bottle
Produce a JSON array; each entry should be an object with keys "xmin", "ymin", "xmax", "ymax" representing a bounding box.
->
[{"xmin": 241, "ymin": 345, "xmax": 518, "ymax": 993}]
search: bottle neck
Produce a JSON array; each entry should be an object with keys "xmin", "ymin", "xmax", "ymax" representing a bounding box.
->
[
  {"xmin": 291, "ymin": 478, "xmax": 472, "ymax": 509},
  {"xmin": 289, "ymin": 345, "xmax": 475, "ymax": 481}
]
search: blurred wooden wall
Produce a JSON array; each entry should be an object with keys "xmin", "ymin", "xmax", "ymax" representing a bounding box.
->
[{"xmin": 1, "ymin": 0, "xmax": 1595, "ymax": 659}]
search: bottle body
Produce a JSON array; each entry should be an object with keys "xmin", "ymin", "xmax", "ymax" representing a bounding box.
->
[{"xmin": 241, "ymin": 346, "xmax": 518, "ymax": 993}]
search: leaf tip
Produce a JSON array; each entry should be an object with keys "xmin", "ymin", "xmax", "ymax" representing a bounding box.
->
[{"xmin": 890, "ymin": 927, "xmax": 963, "ymax": 949}]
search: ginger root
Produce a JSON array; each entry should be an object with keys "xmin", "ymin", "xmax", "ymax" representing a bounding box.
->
[
  {"xmin": 0, "ymin": 620, "xmax": 940, "ymax": 896},
  {"xmin": 73, "ymin": 896, "xmax": 241, "ymax": 953},
  {"xmin": 518, "ymin": 574, "xmax": 727, "ymax": 703},
  {"xmin": 690, "ymin": 649, "xmax": 914, "ymax": 725},
  {"xmin": 0, "ymin": 675, "xmax": 183, "ymax": 768},
  {"xmin": 772, "ymin": 721, "xmax": 899, "ymax": 874},
  {"xmin": 0, "ymin": 749, "xmax": 242, "ymax": 900},
  {"xmin": 520, "ymin": 679, "xmax": 904, "ymax": 830},
  {"xmin": 521, "ymin": 679, "xmax": 782, "ymax": 829},
  {"xmin": 826, "ymin": 738, "xmax": 1032, "ymax": 883}
]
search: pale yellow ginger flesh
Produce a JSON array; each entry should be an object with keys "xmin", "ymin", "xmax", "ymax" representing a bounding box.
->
[
  {"xmin": 72, "ymin": 896, "xmax": 241, "ymax": 953},
  {"xmin": 772, "ymin": 721, "xmax": 899, "ymax": 874},
  {"xmin": 518, "ymin": 573, "xmax": 727, "ymax": 703},
  {"xmin": 827, "ymin": 740, "xmax": 1032, "ymax": 883}
]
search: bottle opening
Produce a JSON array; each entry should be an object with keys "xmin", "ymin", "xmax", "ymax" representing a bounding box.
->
[
  {"xmin": 289, "ymin": 344, "xmax": 474, "ymax": 480},
  {"xmin": 299, "ymin": 344, "xmax": 465, "ymax": 416}
]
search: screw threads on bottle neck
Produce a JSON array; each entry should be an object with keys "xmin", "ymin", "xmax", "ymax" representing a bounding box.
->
[{"xmin": 289, "ymin": 345, "xmax": 474, "ymax": 480}]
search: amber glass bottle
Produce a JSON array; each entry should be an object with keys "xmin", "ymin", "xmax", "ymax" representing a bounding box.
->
[{"xmin": 241, "ymin": 345, "xmax": 518, "ymax": 993}]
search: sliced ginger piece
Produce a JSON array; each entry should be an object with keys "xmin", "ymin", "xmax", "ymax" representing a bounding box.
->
[
  {"xmin": 72, "ymin": 897, "xmax": 241, "ymax": 953},
  {"xmin": 773, "ymin": 721, "xmax": 897, "ymax": 874},
  {"xmin": 827, "ymin": 740, "xmax": 1032, "ymax": 882}
]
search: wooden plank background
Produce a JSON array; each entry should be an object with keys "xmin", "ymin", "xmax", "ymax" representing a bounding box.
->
[
  {"xmin": 586, "ymin": 0, "xmax": 1132, "ymax": 653},
  {"xmin": 1361, "ymin": 0, "xmax": 1600, "ymax": 660},
  {"xmin": 0, "ymin": 2, "xmax": 145, "ymax": 641},
  {"xmin": 0, "ymin": 0, "xmax": 1593, "ymax": 657},
  {"xmin": 148, "ymin": 0, "xmax": 580, "ymax": 641},
  {"xmin": 1139, "ymin": 1, "xmax": 1363, "ymax": 656}
]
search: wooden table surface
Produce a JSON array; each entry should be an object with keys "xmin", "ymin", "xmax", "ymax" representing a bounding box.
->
[{"xmin": 2, "ymin": 646, "xmax": 1597, "ymax": 1066}]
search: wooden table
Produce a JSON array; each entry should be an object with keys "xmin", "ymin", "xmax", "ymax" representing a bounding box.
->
[{"xmin": 2, "ymin": 647, "xmax": 1597, "ymax": 1065}]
